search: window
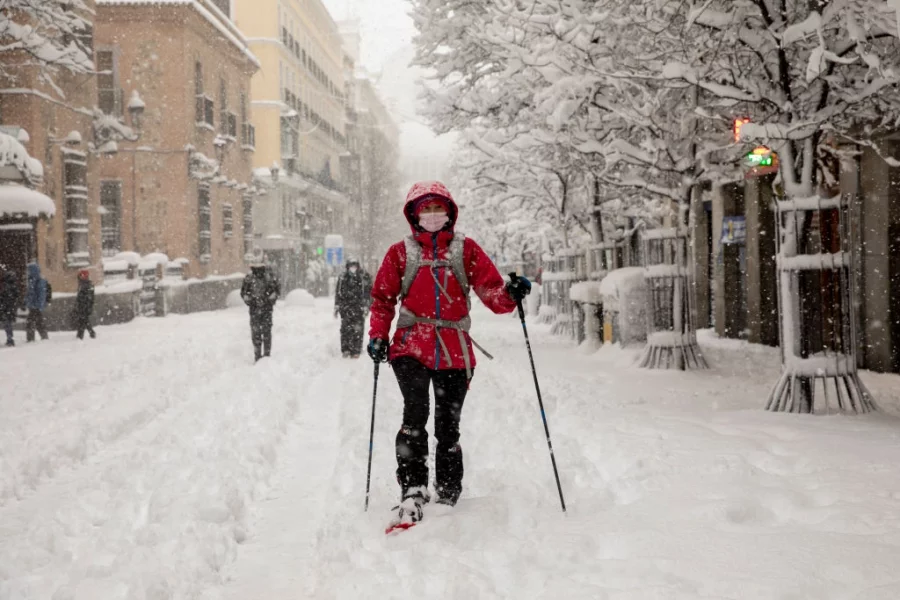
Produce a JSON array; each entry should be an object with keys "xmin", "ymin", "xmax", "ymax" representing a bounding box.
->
[
  {"xmin": 64, "ymin": 149, "xmax": 90, "ymax": 266},
  {"xmin": 223, "ymin": 203, "xmax": 233, "ymax": 238},
  {"xmin": 198, "ymin": 184, "xmax": 211, "ymax": 262},
  {"xmin": 195, "ymin": 62, "xmax": 214, "ymax": 127},
  {"xmin": 100, "ymin": 180, "xmax": 122, "ymax": 257},
  {"xmin": 195, "ymin": 61, "xmax": 204, "ymax": 122},
  {"xmin": 210, "ymin": 0, "xmax": 229, "ymax": 16},
  {"xmin": 242, "ymin": 194, "xmax": 253, "ymax": 260},
  {"xmin": 219, "ymin": 78, "xmax": 228, "ymax": 134},
  {"xmin": 97, "ymin": 50, "xmax": 120, "ymax": 116},
  {"xmin": 241, "ymin": 123, "xmax": 255, "ymax": 149},
  {"xmin": 227, "ymin": 113, "xmax": 237, "ymax": 138}
]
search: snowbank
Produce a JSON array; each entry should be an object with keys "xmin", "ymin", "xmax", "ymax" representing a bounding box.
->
[
  {"xmin": 569, "ymin": 280, "xmax": 602, "ymax": 304},
  {"xmin": 598, "ymin": 267, "xmax": 645, "ymax": 309},
  {"xmin": 284, "ymin": 289, "xmax": 315, "ymax": 307},
  {"xmin": 226, "ymin": 289, "xmax": 245, "ymax": 309},
  {"xmin": 0, "ymin": 183, "xmax": 55, "ymax": 217},
  {"xmin": 600, "ymin": 267, "xmax": 648, "ymax": 346}
]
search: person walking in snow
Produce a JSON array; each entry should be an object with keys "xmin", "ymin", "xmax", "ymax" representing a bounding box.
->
[
  {"xmin": 367, "ymin": 180, "xmax": 532, "ymax": 530},
  {"xmin": 24, "ymin": 263, "xmax": 49, "ymax": 343},
  {"xmin": 0, "ymin": 269, "xmax": 19, "ymax": 347},
  {"xmin": 334, "ymin": 259, "xmax": 370, "ymax": 358},
  {"xmin": 73, "ymin": 269, "xmax": 96, "ymax": 340},
  {"xmin": 241, "ymin": 262, "xmax": 280, "ymax": 362}
]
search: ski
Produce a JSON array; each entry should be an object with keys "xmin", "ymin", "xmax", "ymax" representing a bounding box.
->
[{"xmin": 384, "ymin": 521, "xmax": 417, "ymax": 535}]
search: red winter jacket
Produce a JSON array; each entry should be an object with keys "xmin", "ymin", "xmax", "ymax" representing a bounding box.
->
[{"xmin": 369, "ymin": 181, "xmax": 517, "ymax": 371}]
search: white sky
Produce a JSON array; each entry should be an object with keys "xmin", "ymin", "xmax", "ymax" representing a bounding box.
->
[
  {"xmin": 320, "ymin": 0, "xmax": 415, "ymax": 73},
  {"xmin": 320, "ymin": 0, "xmax": 456, "ymax": 184}
]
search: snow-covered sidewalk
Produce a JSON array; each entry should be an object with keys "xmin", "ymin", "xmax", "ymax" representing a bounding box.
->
[{"xmin": 4, "ymin": 301, "xmax": 900, "ymax": 599}]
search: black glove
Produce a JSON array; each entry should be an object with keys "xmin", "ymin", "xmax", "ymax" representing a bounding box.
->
[
  {"xmin": 367, "ymin": 337, "xmax": 388, "ymax": 363},
  {"xmin": 506, "ymin": 275, "xmax": 532, "ymax": 302}
]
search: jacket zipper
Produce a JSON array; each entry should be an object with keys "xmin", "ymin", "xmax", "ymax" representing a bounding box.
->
[{"xmin": 433, "ymin": 233, "xmax": 441, "ymax": 369}]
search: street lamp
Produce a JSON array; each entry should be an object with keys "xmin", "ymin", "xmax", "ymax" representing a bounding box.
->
[{"xmin": 128, "ymin": 90, "xmax": 145, "ymax": 131}]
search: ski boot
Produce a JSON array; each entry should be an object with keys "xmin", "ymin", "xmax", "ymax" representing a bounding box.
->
[{"xmin": 386, "ymin": 486, "xmax": 430, "ymax": 534}]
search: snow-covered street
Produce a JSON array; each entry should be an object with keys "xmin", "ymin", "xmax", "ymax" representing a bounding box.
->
[{"xmin": 5, "ymin": 300, "xmax": 900, "ymax": 599}]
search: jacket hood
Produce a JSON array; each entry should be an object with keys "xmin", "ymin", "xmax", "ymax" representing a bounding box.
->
[
  {"xmin": 27, "ymin": 263, "xmax": 41, "ymax": 279},
  {"xmin": 403, "ymin": 181, "xmax": 458, "ymax": 233}
]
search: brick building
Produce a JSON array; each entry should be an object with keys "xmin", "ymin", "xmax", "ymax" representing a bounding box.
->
[{"xmin": 94, "ymin": 0, "xmax": 260, "ymax": 279}]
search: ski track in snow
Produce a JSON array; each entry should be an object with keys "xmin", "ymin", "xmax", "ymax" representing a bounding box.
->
[{"xmin": 6, "ymin": 302, "xmax": 900, "ymax": 598}]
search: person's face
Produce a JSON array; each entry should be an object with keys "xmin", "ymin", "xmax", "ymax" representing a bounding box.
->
[{"xmin": 418, "ymin": 200, "xmax": 446, "ymax": 215}]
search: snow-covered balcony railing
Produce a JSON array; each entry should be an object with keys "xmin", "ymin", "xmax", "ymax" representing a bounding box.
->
[
  {"xmin": 766, "ymin": 195, "xmax": 873, "ymax": 414},
  {"xmin": 638, "ymin": 228, "xmax": 707, "ymax": 370}
]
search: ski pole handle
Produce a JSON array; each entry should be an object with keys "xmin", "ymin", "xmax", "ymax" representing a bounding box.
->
[{"xmin": 508, "ymin": 272, "xmax": 526, "ymax": 321}]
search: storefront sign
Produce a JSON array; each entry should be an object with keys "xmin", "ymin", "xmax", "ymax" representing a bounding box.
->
[{"xmin": 721, "ymin": 216, "xmax": 746, "ymax": 245}]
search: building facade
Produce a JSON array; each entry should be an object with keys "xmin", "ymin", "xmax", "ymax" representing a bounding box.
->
[
  {"xmin": 235, "ymin": 0, "xmax": 351, "ymax": 293},
  {"xmin": 94, "ymin": 0, "xmax": 260, "ymax": 279},
  {"xmin": 0, "ymin": 0, "xmax": 100, "ymax": 293}
]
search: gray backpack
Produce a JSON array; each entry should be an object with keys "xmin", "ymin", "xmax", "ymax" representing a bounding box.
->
[{"xmin": 399, "ymin": 234, "xmax": 469, "ymax": 307}]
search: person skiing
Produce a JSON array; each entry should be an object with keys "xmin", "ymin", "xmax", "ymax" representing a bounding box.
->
[
  {"xmin": 240, "ymin": 261, "xmax": 280, "ymax": 362},
  {"xmin": 73, "ymin": 269, "xmax": 96, "ymax": 340},
  {"xmin": 367, "ymin": 180, "xmax": 532, "ymax": 531},
  {"xmin": 0, "ymin": 269, "xmax": 19, "ymax": 347},
  {"xmin": 334, "ymin": 259, "xmax": 370, "ymax": 358},
  {"xmin": 24, "ymin": 262, "xmax": 49, "ymax": 342}
]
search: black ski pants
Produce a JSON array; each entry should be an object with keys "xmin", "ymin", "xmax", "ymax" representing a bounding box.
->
[
  {"xmin": 25, "ymin": 309, "xmax": 48, "ymax": 342},
  {"xmin": 75, "ymin": 313, "xmax": 95, "ymax": 339},
  {"xmin": 339, "ymin": 308, "xmax": 365, "ymax": 355},
  {"xmin": 250, "ymin": 308, "xmax": 273, "ymax": 360},
  {"xmin": 392, "ymin": 356, "xmax": 469, "ymax": 500}
]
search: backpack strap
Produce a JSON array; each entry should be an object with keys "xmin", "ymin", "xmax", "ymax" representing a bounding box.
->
[
  {"xmin": 399, "ymin": 234, "xmax": 469, "ymax": 303},
  {"xmin": 447, "ymin": 234, "xmax": 469, "ymax": 303},
  {"xmin": 399, "ymin": 236, "xmax": 420, "ymax": 300}
]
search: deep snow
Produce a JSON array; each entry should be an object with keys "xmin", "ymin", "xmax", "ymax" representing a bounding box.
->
[{"xmin": 4, "ymin": 300, "xmax": 900, "ymax": 599}]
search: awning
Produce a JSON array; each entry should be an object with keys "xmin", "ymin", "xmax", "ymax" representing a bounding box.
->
[{"xmin": 0, "ymin": 183, "xmax": 56, "ymax": 218}]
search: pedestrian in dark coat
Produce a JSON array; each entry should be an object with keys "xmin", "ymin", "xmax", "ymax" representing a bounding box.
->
[
  {"xmin": 73, "ymin": 269, "xmax": 96, "ymax": 340},
  {"xmin": 334, "ymin": 259, "xmax": 369, "ymax": 358},
  {"xmin": 24, "ymin": 262, "xmax": 49, "ymax": 342},
  {"xmin": 240, "ymin": 263, "xmax": 280, "ymax": 362},
  {"xmin": 0, "ymin": 270, "xmax": 19, "ymax": 346}
]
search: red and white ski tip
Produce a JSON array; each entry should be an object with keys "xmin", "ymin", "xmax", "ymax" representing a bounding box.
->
[{"xmin": 385, "ymin": 522, "xmax": 417, "ymax": 535}]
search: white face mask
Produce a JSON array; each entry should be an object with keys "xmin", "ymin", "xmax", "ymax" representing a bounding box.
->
[
  {"xmin": 419, "ymin": 211, "xmax": 449, "ymax": 232},
  {"xmin": 349, "ymin": 266, "xmax": 358, "ymax": 273}
]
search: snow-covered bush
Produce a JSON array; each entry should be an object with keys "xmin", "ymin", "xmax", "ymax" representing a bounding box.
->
[{"xmin": 226, "ymin": 289, "xmax": 245, "ymax": 309}]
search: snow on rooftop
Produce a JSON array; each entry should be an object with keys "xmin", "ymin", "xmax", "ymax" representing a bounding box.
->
[
  {"xmin": 0, "ymin": 184, "xmax": 55, "ymax": 218},
  {"xmin": 97, "ymin": 0, "xmax": 260, "ymax": 68}
]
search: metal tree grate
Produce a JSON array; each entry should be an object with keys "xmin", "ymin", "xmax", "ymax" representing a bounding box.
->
[
  {"xmin": 638, "ymin": 228, "xmax": 708, "ymax": 370},
  {"xmin": 766, "ymin": 194, "xmax": 874, "ymax": 413}
]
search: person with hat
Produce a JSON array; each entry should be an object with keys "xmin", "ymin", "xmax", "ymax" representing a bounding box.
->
[
  {"xmin": 73, "ymin": 269, "xmax": 96, "ymax": 340},
  {"xmin": 367, "ymin": 180, "xmax": 532, "ymax": 531},
  {"xmin": 334, "ymin": 258, "xmax": 370, "ymax": 358},
  {"xmin": 240, "ymin": 260, "xmax": 281, "ymax": 362}
]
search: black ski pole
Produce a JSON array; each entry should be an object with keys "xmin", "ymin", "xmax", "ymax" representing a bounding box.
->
[
  {"xmin": 364, "ymin": 361, "xmax": 379, "ymax": 511},
  {"xmin": 509, "ymin": 273, "xmax": 567, "ymax": 513}
]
